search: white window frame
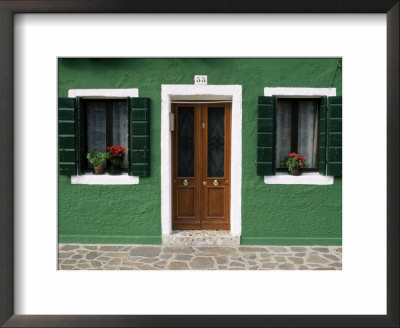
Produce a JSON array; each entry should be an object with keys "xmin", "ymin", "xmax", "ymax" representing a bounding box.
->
[
  {"xmin": 67, "ymin": 89, "xmax": 139, "ymax": 185},
  {"xmin": 264, "ymin": 87, "xmax": 336, "ymax": 185}
]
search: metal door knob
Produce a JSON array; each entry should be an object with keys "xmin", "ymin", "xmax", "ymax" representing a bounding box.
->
[
  {"xmin": 213, "ymin": 180, "xmax": 219, "ymax": 186},
  {"xmin": 183, "ymin": 179, "xmax": 188, "ymax": 186},
  {"xmin": 203, "ymin": 181, "xmax": 207, "ymax": 186}
]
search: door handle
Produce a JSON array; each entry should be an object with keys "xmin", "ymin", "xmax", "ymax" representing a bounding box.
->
[
  {"xmin": 213, "ymin": 180, "xmax": 219, "ymax": 186},
  {"xmin": 203, "ymin": 181, "xmax": 207, "ymax": 186},
  {"xmin": 183, "ymin": 179, "xmax": 189, "ymax": 186}
]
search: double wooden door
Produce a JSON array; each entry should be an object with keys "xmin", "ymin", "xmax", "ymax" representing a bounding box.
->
[{"xmin": 172, "ymin": 102, "xmax": 231, "ymax": 230}]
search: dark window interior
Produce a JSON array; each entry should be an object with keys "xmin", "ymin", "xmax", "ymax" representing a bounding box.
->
[
  {"xmin": 276, "ymin": 98, "xmax": 320, "ymax": 171},
  {"xmin": 83, "ymin": 99, "xmax": 128, "ymax": 171}
]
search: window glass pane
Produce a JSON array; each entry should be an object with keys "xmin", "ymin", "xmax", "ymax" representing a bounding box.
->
[
  {"xmin": 87, "ymin": 102, "xmax": 106, "ymax": 167},
  {"xmin": 298, "ymin": 100, "xmax": 318, "ymax": 168},
  {"xmin": 112, "ymin": 101, "xmax": 128, "ymax": 169},
  {"xmin": 208, "ymin": 107, "xmax": 225, "ymax": 177},
  {"xmin": 276, "ymin": 101, "xmax": 292, "ymax": 167},
  {"xmin": 178, "ymin": 107, "xmax": 194, "ymax": 177}
]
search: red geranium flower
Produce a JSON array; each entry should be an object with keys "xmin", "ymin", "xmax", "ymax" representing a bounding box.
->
[
  {"xmin": 106, "ymin": 145, "xmax": 126, "ymax": 166},
  {"xmin": 280, "ymin": 152, "xmax": 309, "ymax": 172}
]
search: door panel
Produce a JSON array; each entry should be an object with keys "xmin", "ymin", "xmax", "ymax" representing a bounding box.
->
[
  {"xmin": 177, "ymin": 187, "xmax": 195, "ymax": 217},
  {"xmin": 201, "ymin": 104, "xmax": 231, "ymax": 230},
  {"xmin": 206, "ymin": 187, "xmax": 225, "ymax": 217},
  {"xmin": 172, "ymin": 105, "xmax": 201, "ymax": 229},
  {"xmin": 172, "ymin": 103, "xmax": 231, "ymax": 230}
]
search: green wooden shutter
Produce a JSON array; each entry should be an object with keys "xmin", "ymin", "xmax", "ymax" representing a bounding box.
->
[
  {"xmin": 327, "ymin": 96, "xmax": 342, "ymax": 176},
  {"xmin": 319, "ymin": 96, "xmax": 328, "ymax": 175},
  {"xmin": 129, "ymin": 97, "xmax": 150, "ymax": 177},
  {"xmin": 76, "ymin": 97, "xmax": 86, "ymax": 175},
  {"xmin": 58, "ymin": 97, "xmax": 77, "ymax": 175},
  {"xmin": 257, "ymin": 96, "xmax": 276, "ymax": 176}
]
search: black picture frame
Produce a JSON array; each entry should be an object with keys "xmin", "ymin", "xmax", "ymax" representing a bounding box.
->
[{"xmin": 0, "ymin": 1, "xmax": 398, "ymax": 327}]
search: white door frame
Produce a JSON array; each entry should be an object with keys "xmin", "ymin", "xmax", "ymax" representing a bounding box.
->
[{"xmin": 161, "ymin": 84, "xmax": 242, "ymax": 237}]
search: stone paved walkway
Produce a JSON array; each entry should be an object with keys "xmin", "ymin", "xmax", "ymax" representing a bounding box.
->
[{"xmin": 58, "ymin": 244, "xmax": 342, "ymax": 270}]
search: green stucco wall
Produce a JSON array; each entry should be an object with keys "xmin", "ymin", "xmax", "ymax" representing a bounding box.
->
[{"xmin": 58, "ymin": 58, "xmax": 342, "ymax": 245}]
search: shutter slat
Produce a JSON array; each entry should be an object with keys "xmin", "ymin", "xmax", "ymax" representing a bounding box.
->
[
  {"xmin": 129, "ymin": 97, "xmax": 150, "ymax": 177},
  {"xmin": 58, "ymin": 98, "xmax": 77, "ymax": 175},
  {"xmin": 257, "ymin": 96, "xmax": 276, "ymax": 176},
  {"xmin": 319, "ymin": 97, "xmax": 327, "ymax": 175},
  {"xmin": 327, "ymin": 96, "xmax": 342, "ymax": 177}
]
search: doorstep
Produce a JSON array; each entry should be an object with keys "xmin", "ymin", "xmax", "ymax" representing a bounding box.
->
[{"xmin": 162, "ymin": 230, "xmax": 240, "ymax": 247}]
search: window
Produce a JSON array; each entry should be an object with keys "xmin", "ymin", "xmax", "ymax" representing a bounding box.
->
[
  {"xmin": 276, "ymin": 99, "xmax": 319, "ymax": 170},
  {"xmin": 84, "ymin": 99, "xmax": 128, "ymax": 170},
  {"xmin": 58, "ymin": 95, "xmax": 151, "ymax": 178},
  {"xmin": 256, "ymin": 92, "xmax": 342, "ymax": 179}
]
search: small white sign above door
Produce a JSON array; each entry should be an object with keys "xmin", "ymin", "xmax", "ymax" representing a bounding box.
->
[{"xmin": 194, "ymin": 75, "xmax": 207, "ymax": 85}]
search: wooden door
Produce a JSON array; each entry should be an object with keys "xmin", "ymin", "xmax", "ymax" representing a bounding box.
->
[{"xmin": 172, "ymin": 102, "xmax": 231, "ymax": 230}]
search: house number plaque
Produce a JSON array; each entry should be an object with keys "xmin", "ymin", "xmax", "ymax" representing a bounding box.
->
[{"xmin": 194, "ymin": 75, "xmax": 207, "ymax": 85}]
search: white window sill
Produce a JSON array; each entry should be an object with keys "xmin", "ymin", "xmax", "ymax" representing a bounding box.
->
[
  {"xmin": 264, "ymin": 172, "xmax": 334, "ymax": 185},
  {"xmin": 71, "ymin": 173, "xmax": 139, "ymax": 185}
]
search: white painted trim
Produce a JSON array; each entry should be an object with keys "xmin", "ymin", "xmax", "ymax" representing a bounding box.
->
[
  {"xmin": 71, "ymin": 173, "xmax": 139, "ymax": 185},
  {"xmin": 264, "ymin": 87, "xmax": 336, "ymax": 98},
  {"xmin": 170, "ymin": 95, "xmax": 232, "ymax": 101},
  {"xmin": 68, "ymin": 88, "xmax": 138, "ymax": 98},
  {"xmin": 264, "ymin": 173, "xmax": 333, "ymax": 185},
  {"xmin": 264, "ymin": 86, "xmax": 336, "ymax": 185},
  {"xmin": 161, "ymin": 84, "xmax": 242, "ymax": 237},
  {"xmin": 67, "ymin": 88, "xmax": 140, "ymax": 184}
]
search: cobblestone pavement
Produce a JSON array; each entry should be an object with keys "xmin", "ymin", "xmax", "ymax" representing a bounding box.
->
[{"xmin": 58, "ymin": 244, "xmax": 342, "ymax": 270}]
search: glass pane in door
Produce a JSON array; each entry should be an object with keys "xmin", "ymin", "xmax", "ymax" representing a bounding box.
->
[
  {"xmin": 178, "ymin": 107, "xmax": 194, "ymax": 177},
  {"xmin": 208, "ymin": 107, "xmax": 225, "ymax": 177}
]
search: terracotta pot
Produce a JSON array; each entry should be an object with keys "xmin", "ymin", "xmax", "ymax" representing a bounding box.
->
[
  {"xmin": 290, "ymin": 167, "xmax": 300, "ymax": 175},
  {"xmin": 93, "ymin": 166, "xmax": 104, "ymax": 174}
]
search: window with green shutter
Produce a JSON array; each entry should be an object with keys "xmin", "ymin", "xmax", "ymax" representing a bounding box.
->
[
  {"xmin": 58, "ymin": 96, "xmax": 151, "ymax": 177},
  {"xmin": 257, "ymin": 95, "xmax": 342, "ymax": 177}
]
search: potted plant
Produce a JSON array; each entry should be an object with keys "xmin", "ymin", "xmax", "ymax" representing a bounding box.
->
[
  {"xmin": 280, "ymin": 152, "xmax": 308, "ymax": 175},
  {"xmin": 106, "ymin": 145, "xmax": 126, "ymax": 175},
  {"xmin": 86, "ymin": 149, "xmax": 108, "ymax": 174}
]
